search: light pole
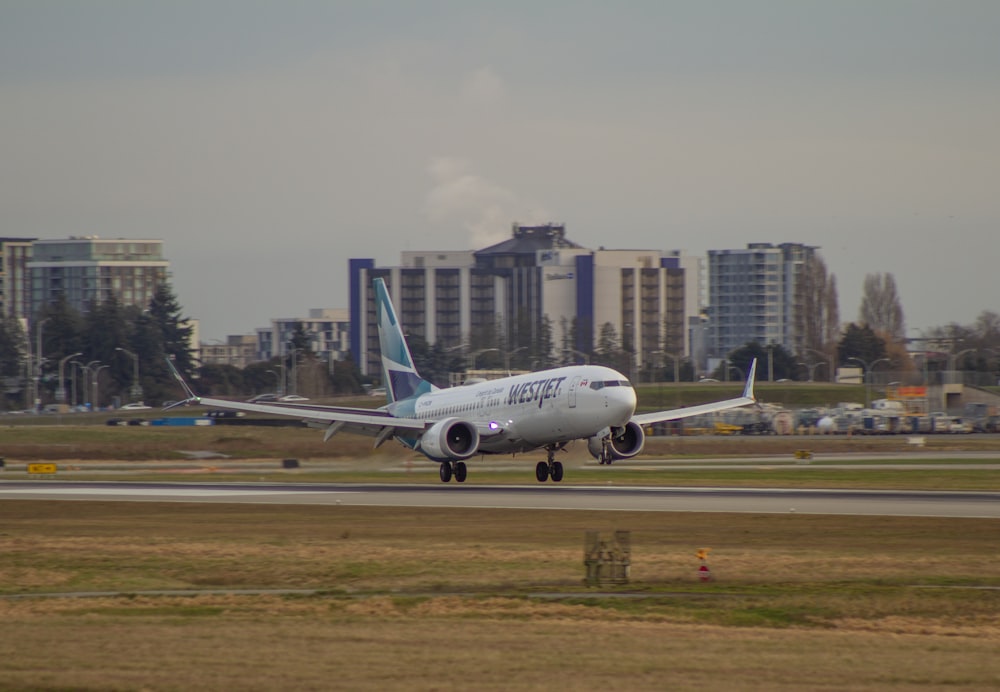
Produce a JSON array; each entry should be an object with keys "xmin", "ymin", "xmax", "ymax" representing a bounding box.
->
[
  {"xmin": 92, "ymin": 364, "xmax": 110, "ymax": 409},
  {"xmin": 804, "ymin": 347, "xmax": 834, "ymax": 383},
  {"xmin": 115, "ymin": 347, "xmax": 143, "ymax": 402},
  {"xmin": 287, "ymin": 345, "xmax": 302, "ymax": 395},
  {"xmin": 947, "ymin": 348, "xmax": 977, "ymax": 385},
  {"xmin": 797, "ymin": 361, "xmax": 826, "ymax": 382},
  {"xmin": 470, "ymin": 348, "xmax": 501, "ymax": 370},
  {"xmin": 33, "ymin": 317, "xmax": 50, "ymax": 410},
  {"xmin": 662, "ymin": 352, "xmax": 682, "ymax": 383},
  {"xmin": 848, "ymin": 356, "xmax": 889, "ymax": 408},
  {"xmin": 506, "ymin": 346, "xmax": 529, "ymax": 372},
  {"xmin": 70, "ymin": 361, "xmax": 85, "ymax": 407},
  {"xmin": 57, "ymin": 352, "xmax": 83, "ymax": 405}
]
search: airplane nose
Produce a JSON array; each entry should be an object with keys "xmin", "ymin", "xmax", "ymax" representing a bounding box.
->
[{"xmin": 609, "ymin": 385, "xmax": 637, "ymax": 424}]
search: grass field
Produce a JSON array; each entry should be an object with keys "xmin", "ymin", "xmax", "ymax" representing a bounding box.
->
[
  {"xmin": 1, "ymin": 423, "xmax": 999, "ymax": 689},
  {"xmin": 1, "ymin": 501, "xmax": 999, "ymax": 690}
]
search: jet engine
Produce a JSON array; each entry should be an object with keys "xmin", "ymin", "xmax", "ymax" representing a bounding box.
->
[
  {"xmin": 587, "ymin": 421, "xmax": 645, "ymax": 461},
  {"xmin": 418, "ymin": 417, "xmax": 480, "ymax": 461}
]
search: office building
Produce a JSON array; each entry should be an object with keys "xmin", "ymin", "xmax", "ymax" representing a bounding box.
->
[
  {"xmin": 27, "ymin": 237, "xmax": 170, "ymax": 318},
  {"xmin": 707, "ymin": 242, "xmax": 817, "ymax": 358},
  {"xmin": 0, "ymin": 237, "xmax": 35, "ymax": 321},
  {"xmin": 349, "ymin": 223, "xmax": 688, "ymax": 381}
]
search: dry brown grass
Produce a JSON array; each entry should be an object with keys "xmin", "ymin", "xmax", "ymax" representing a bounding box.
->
[{"xmin": 1, "ymin": 501, "xmax": 999, "ymax": 689}]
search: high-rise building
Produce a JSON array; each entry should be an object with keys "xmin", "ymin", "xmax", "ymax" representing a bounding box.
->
[
  {"xmin": 0, "ymin": 237, "xmax": 35, "ymax": 320},
  {"xmin": 707, "ymin": 242, "xmax": 817, "ymax": 358},
  {"xmin": 27, "ymin": 237, "xmax": 170, "ymax": 317},
  {"xmin": 349, "ymin": 223, "xmax": 689, "ymax": 382}
]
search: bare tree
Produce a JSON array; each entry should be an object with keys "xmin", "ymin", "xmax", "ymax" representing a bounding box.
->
[
  {"xmin": 859, "ymin": 273, "xmax": 906, "ymax": 343},
  {"xmin": 798, "ymin": 254, "xmax": 840, "ymax": 356}
]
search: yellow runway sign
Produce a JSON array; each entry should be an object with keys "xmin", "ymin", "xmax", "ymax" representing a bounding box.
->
[{"xmin": 27, "ymin": 463, "xmax": 58, "ymax": 475}]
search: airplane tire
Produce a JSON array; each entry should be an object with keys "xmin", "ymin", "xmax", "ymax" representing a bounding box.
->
[
  {"xmin": 439, "ymin": 462, "xmax": 453, "ymax": 483},
  {"xmin": 535, "ymin": 461, "xmax": 549, "ymax": 482},
  {"xmin": 454, "ymin": 461, "xmax": 468, "ymax": 483},
  {"xmin": 550, "ymin": 461, "xmax": 564, "ymax": 482}
]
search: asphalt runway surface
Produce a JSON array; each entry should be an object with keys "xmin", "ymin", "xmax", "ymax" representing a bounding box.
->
[{"xmin": 2, "ymin": 480, "xmax": 998, "ymax": 518}]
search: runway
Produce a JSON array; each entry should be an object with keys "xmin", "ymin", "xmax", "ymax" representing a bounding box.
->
[{"xmin": 2, "ymin": 480, "xmax": 998, "ymax": 518}]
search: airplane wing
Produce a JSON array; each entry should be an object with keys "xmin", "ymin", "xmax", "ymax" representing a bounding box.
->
[
  {"xmin": 186, "ymin": 395, "xmax": 429, "ymax": 442},
  {"xmin": 165, "ymin": 359, "xmax": 429, "ymax": 445},
  {"xmin": 165, "ymin": 359, "xmax": 503, "ymax": 447},
  {"xmin": 630, "ymin": 358, "xmax": 757, "ymax": 426}
]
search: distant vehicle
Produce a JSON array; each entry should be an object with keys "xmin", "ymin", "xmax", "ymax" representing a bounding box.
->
[
  {"xmin": 204, "ymin": 410, "xmax": 246, "ymax": 418},
  {"xmin": 120, "ymin": 402, "xmax": 152, "ymax": 410},
  {"xmin": 278, "ymin": 394, "xmax": 309, "ymax": 402},
  {"xmin": 368, "ymin": 387, "xmax": 387, "ymax": 397},
  {"xmin": 247, "ymin": 393, "xmax": 278, "ymax": 403}
]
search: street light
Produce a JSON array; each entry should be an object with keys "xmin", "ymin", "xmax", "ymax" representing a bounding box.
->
[
  {"xmin": 115, "ymin": 347, "xmax": 143, "ymax": 402},
  {"xmin": 797, "ymin": 361, "xmax": 826, "ymax": 382},
  {"xmin": 506, "ymin": 346, "xmax": 529, "ymax": 372},
  {"xmin": 848, "ymin": 356, "xmax": 889, "ymax": 408},
  {"xmin": 662, "ymin": 351, "xmax": 682, "ymax": 383},
  {"xmin": 57, "ymin": 352, "xmax": 83, "ymax": 405},
  {"xmin": 33, "ymin": 317, "xmax": 50, "ymax": 410},
  {"xmin": 92, "ymin": 364, "xmax": 110, "ymax": 409},
  {"xmin": 469, "ymin": 348, "xmax": 501, "ymax": 370},
  {"xmin": 804, "ymin": 347, "xmax": 834, "ymax": 383},
  {"xmin": 947, "ymin": 348, "xmax": 977, "ymax": 385}
]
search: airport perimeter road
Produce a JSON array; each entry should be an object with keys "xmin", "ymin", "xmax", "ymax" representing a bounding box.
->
[{"xmin": 2, "ymin": 481, "xmax": 999, "ymax": 518}]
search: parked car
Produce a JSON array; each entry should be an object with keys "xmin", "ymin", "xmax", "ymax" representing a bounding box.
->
[
  {"xmin": 278, "ymin": 394, "xmax": 309, "ymax": 402},
  {"xmin": 120, "ymin": 402, "xmax": 152, "ymax": 410},
  {"xmin": 247, "ymin": 393, "xmax": 278, "ymax": 403}
]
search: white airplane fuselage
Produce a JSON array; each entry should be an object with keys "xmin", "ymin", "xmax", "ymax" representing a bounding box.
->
[{"xmin": 388, "ymin": 365, "xmax": 636, "ymax": 454}]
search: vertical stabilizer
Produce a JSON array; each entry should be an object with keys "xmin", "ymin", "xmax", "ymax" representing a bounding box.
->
[{"xmin": 374, "ymin": 278, "xmax": 436, "ymax": 403}]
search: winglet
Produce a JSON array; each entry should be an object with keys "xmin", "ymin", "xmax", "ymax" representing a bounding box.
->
[
  {"xmin": 742, "ymin": 358, "xmax": 758, "ymax": 401},
  {"xmin": 164, "ymin": 356, "xmax": 201, "ymax": 408}
]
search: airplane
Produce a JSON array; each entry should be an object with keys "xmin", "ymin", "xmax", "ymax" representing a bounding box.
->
[{"xmin": 168, "ymin": 278, "xmax": 757, "ymax": 483}]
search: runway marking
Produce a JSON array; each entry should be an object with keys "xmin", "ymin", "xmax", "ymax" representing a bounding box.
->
[{"xmin": 0, "ymin": 487, "xmax": 360, "ymax": 497}]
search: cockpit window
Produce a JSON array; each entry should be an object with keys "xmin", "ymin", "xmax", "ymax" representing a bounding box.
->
[{"xmin": 589, "ymin": 380, "xmax": 633, "ymax": 390}]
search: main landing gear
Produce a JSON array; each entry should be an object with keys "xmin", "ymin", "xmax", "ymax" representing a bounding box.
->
[
  {"xmin": 439, "ymin": 461, "xmax": 468, "ymax": 483},
  {"xmin": 535, "ymin": 446, "xmax": 564, "ymax": 483},
  {"xmin": 597, "ymin": 438, "xmax": 615, "ymax": 465}
]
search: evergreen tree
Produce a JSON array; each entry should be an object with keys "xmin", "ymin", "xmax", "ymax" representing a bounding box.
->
[
  {"xmin": 148, "ymin": 282, "xmax": 195, "ymax": 374},
  {"xmin": 837, "ymin": 323, "xmax": 887, "ymax": 366}
]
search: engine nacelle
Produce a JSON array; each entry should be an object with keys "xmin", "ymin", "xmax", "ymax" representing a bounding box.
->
[
  {"xmin": 587, "ymin": 421, "xmax": 645, "ymax": 461},
  {"xmin": 418, "ymin": 417, "xmax": 480, "ymax": 461}
]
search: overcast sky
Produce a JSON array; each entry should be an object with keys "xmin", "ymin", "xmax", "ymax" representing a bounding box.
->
[{"xmin": 3, "ymin": 1, "xmax": 998, "ymax": 342}]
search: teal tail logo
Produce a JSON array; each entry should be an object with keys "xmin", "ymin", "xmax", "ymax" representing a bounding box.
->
[{"xmin": 374, "ymin": 278, "xmax": 435, "ymax": 403}]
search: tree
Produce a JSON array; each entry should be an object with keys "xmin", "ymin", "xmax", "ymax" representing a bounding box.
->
[
  {"xmin": 713, "ymin": 342, "xmax": 795, "ymax": 381},
  {"xmin": 859, "ymin": 273, "xmax": 905, "ymax": 343},
  {"xmin": 798, "ymin": 254, "xmax": 840, "ymax": 357},
  {"xmin": 148, "ymin": 282, "xmax": 195, "ymax": 375},
  {"xmin": 837, "ymin": 323, "xmax": 887, "ymax": 366}
]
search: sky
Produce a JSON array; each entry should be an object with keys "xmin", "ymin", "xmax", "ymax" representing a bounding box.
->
[{"xmin": 2, "ymin": 1, "xmax": 998, "ymax": 342}]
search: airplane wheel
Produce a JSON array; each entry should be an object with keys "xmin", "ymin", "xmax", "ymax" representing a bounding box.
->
[
  {"xmin": 439, "ymin": 462, "xmax": 453, "ymax": 483},
  {"xmin": 454, "ymin": 461, "xmax": 468, "ymax": 483},
  {"xmin": 535, "ymin": 461, "xmax": 549, "ymax": 482},
  {"xmin": 550, "ymin": 461, "xmax": 564, "ymax": 482}
]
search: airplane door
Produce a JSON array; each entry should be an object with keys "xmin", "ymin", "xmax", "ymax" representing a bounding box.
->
[{"xmin": 567, "ymin": 376, "xmax": 581, "ymax": 408}]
